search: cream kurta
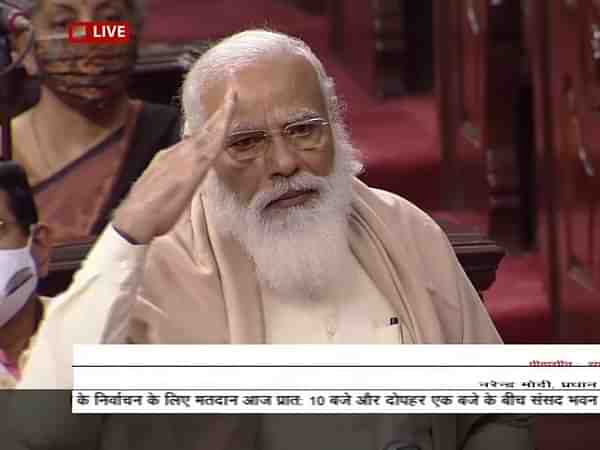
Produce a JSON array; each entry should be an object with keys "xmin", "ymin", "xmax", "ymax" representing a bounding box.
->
[{"xmin": 14, "ymin": 178, "xmax": 533, "ymax": 450}]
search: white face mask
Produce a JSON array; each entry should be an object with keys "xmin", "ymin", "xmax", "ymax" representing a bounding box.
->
[{"xmin": 0, "ymin": 239, "xmax": 38, "ymax": 328}]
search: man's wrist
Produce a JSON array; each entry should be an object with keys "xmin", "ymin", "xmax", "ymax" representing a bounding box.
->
[{"xmin": 112, "ymin": 224, "xmax": 146, "ymax": 246}]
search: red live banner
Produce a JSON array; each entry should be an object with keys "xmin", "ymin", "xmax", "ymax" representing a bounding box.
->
[{"xmin": 68, "ymin": 21, "xmax": 130, "ymax": 44}]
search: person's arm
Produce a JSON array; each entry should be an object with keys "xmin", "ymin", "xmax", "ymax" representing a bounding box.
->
[
  {"xmin": 17, "ymin": 225, "xmax": 148, "ymax": 389},
  {"xmin": 18, "ymin": 88, "xmax": 237, "ymax": 390}
]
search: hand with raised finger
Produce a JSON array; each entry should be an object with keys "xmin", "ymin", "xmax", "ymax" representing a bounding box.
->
[{"xmin": 112, "ymin": 89, "xmax": 238, "ymax": 244}]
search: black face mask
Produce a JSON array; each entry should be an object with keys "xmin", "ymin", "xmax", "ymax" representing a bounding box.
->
[{"xmin": 33, "ymin": 34, "xmax": 137, "ymax": 112}]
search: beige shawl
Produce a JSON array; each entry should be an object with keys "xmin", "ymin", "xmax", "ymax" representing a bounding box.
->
[
  {"xmin": 97, "ymin": 178, "xmax": 532, "ymax": 450},
  {"xmin": 121, "ymin": 178, "xmax": 501, "ymax": 346},
  {"xmin": 3, "ymin": 180, "xmax": 531, "ymax": 450}
]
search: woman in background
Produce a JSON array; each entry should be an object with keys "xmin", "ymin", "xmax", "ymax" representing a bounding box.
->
[
  {"xmin": 8, "ymin": 0, "xmax": 180, "ymax": 245},
  {"xmin": 6, "ymin": 0, "xmax": 180, "ymax": 293}
]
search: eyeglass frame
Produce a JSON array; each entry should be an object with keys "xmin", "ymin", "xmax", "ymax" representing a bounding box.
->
[{"xmin": 225, "ymin": 117, "xmax": 331, "ymax": 162}]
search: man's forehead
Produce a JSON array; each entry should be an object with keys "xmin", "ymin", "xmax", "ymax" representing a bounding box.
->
[{"xmin": 201, "ymin": 54, "xmax": 326, "ymax": 125}]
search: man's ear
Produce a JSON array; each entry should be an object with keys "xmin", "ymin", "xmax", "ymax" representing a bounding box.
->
[
  {"xmin": 10, "ymin": 30, "xmax": 38, "ymax": 76},
  {"xmin": 30, "ymin": 223, "xmax": 53, "ymax": 279}
]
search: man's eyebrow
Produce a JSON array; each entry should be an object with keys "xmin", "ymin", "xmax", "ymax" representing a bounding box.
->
[
  {"xmin": 228, "ymin": 121, "xmax": 265, "ymax": 134},
  {"xmin": 282, "ymin": 110, "xmax": 322, "ymax": 126},
  {"xmin": 228, "ymin": 109, "xmax": 324, "ymax": 134}
]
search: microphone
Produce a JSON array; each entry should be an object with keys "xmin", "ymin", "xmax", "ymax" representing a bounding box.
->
[{"xmin": 0, "ymin": 2, "xmax": 31, "ymax": 34}]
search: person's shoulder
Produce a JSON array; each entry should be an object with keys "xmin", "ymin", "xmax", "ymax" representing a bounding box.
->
[
  {"xmin": 138, "ymin": 101, "xmax": 180, "ymax": 125},
  {"xmin": 136, "ymin": 101, "xmax": 182, "ymax": 146},
  {"xmin": 139, "ymin": 100, "xmax": 178, "ymax": 115},
  {"xmin": 354, "ymin": 179, "xmax": 444, "ymax": 237},
  {"xmin": 2, "ymin": 109, "xmax": 35, "ymax": 164}
]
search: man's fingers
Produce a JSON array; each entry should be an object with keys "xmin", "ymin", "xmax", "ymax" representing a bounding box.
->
[
  {"xmin": 114, "ymin": 89, "xmax": 238, "ymax": 242},
  {"xmin": 190, "ymin": 88, "xmax": 238, "ymax": 161},
  {"xmin": 136, "ymin": 88, "xmax": 238, "ymax": 194},
  {"xmin": 221, "ymin": 88, "xmax": 238, "ymax": 136},
  {"xmin": 210, "ymin": 88, "xmax": 238, "ymax": 156},
  {"xmin": 159, "ymin": 88, "xmax": 238, "ymax": 161}
]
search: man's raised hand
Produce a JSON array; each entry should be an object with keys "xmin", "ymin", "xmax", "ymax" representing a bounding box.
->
[{"xmin": 112, "ymin": 89, "xmax": 237, "ymax": 244}]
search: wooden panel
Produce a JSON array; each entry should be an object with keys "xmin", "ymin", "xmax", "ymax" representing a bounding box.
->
[
  {"xmin": 435, "ymin": 0, "xmax": 464, "ymax": 208},
  {"xmin": 329, "ymin": 0, "xmax": 432, "ymax": 98},
  {"xmin": 526, "ymin": 0, "xmax": 561, "ymax": 339},
  {"xmin": 437, "ymin": 0, "xmax": 533, "ymax": 248},
  {"xmin": 459, "ymin": 0, "xmax": 486, "ymax": 143},
  {"xmin": 456, "ymin": 0, "xmax": 490, "ymax": 212},
  {"xmin": 127, "ymin": 41, "xmax": 207, "ymax": 105},
  {"xmin": 404, "ymin": 0, "xmax": 433, "ymax": 92},
  {"xmin": 330, "ymin": 0, "xmax": 376, "ymax": 95},
  {"xmin": 546, "ymin": 0, "xmax": 600, "ymax": 342},
  {"xmin": 485, "ymin": 0, "xmax": 526, "ymax": 246},
  {"xmin": 372, "ymin": 0, "xmax": 408, "ymax": 97},
  {"xmin": 436, "ymin": 218, "xmax": 506, "ymax": 294}
]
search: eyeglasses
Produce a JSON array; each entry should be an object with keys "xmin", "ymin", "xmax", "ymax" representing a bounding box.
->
[{"xmin": 226, "ymin": 117, "xmax": 330, "ymax": 162}]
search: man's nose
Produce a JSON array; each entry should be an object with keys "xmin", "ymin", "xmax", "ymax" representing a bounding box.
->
[{"xmin": 267, "ymin": 134, "xmax": 301, "ymax": 178}]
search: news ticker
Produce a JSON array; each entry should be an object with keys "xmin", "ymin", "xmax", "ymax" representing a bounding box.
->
[{"xmin": 72, "ymin": 345, "xmax": 600, "ymax": 414}]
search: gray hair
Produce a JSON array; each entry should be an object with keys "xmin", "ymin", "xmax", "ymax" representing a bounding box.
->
[{"xmin": 181, "ymin": 29, "xmax": 344, "ymax": 135}]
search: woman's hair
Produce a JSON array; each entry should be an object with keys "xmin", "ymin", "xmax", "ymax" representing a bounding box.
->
[
  {"xmin": 26, "ymin": 0, "xmax": 147, "ymax": 31},
  {"xmin": 0, "ymin": 161, "xmax": 38, "ymax": 235}
]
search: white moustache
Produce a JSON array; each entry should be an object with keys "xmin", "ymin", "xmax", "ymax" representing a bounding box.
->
[{"xmin": 251, "ymin": 173, "xmax": 329, "ymax": 213}]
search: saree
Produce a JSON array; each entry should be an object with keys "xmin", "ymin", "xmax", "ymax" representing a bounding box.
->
[
  {"xmin": 33, "ymin": 100, "xmax": 143, "ymax": 246},
  {"xmin": 31, "ymin": 100, "xmax": 180, "ymax": 295}
]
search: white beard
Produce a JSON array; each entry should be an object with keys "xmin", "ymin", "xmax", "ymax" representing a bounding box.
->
[{"xmin": 204, "ymin": 123, "xmax": 362, "ymax": 298}]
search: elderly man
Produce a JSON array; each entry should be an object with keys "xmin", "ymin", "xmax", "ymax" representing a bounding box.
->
[{"xmin": 16, "ymin": 30, "xmax": 533, "ymax": 450}]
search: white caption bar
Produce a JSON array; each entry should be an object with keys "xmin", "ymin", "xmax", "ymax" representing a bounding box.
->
[{"xmin": 72, "ymin": 345, "xmax": 600, "ymax": 414}]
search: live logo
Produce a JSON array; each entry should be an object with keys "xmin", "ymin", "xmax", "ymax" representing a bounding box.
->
[{"xmin": 68, "ymin": 21, "xmax": 130, "ymax": 44}]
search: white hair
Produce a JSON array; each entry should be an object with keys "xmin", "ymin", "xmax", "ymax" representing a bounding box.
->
[
  {"xmin": 182, "ymin": 30, "xmax": 341, "ymax": 132},
  {"xmin": 181, "ymin": 28, "xmax": 362, "ymax": 172}
]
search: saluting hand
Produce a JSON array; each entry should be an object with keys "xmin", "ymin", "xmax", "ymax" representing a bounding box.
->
[{"xmin": 112, "ymin": 88, "xmax": 237, "ymax": 244}]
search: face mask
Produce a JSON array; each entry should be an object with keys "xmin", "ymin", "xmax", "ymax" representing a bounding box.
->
[
  {"xmin": 0, "ymin": 239, "xmax": 38, "ymax": 328},
  {"xmin": 33, "ymin": 33, "xmax": 137, "ymax": 112}
]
